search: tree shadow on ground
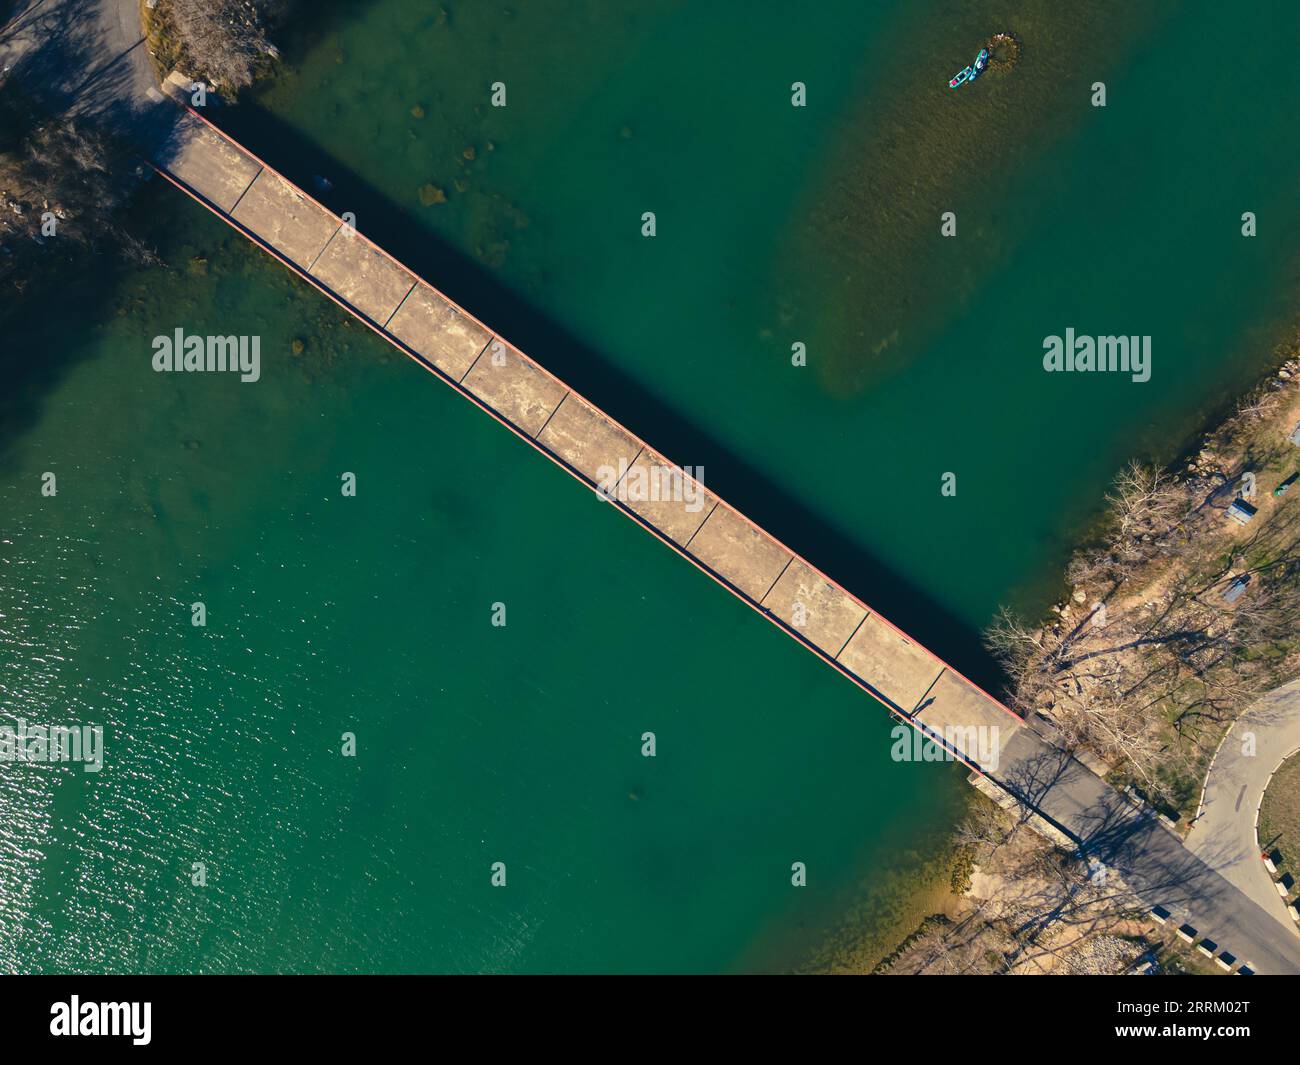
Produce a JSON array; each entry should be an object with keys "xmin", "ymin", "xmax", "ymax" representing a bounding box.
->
[
  {"xmin": 0, "ymin": 1, "xmax": 174, "ymax": 466},
  {"xmin": 2, "ymin": 0, "xmax": 139, "ymax": 138}
]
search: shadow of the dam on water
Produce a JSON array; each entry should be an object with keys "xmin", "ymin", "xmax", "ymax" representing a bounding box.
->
[{"xmin": 201, "ymin": 100, "xmax": 1013, "ymax": 700}]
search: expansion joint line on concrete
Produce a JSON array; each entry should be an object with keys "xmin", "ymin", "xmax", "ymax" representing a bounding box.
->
[
  {"xmin": 226, "ymin": 168, "xmax": 264, "ymax": 218},
  {"xmin": 457, "ymin": 343, "xmax": 487, "ymax": 385},
  {"xmin": 382, "ymin": 280, "xmax": 420, "ymax": 332},
  {"xmin": 532, "ymin": 391, "xmax": 570, "ymax": 442},
  {"xmin": 832, "ymin": 613, "xmax": 868, "ymax": 663},
  {"xmin": 612, "ymin": 448, "xmax": 646, "ymax": 496},
  {"xmin": 305, "ymin": 222, "xmax": 346, "ymax": 274},
  {"xmin": 681, "ymin": 503, "xmax": 719, "ymax": 551},
  {"xmin": 912, "ymin": 669, "xmax": 946, "ymax": 717},
  {"xmin": 757, "ymin": 557, "xmax": 795, "ymax": 610}
]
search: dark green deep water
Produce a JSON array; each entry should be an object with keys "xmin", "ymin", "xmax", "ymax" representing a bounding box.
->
[{"xmin": 2, "ymin": 0, "xmax": 1299, "ymax": 972}]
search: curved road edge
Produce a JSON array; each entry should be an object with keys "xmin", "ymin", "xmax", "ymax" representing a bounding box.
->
[{"xmin": 1187, "ymin": 678, "xmax": 1300, "ymax": 932}]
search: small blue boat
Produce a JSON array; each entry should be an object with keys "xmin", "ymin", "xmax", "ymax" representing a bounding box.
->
[{"xmin": 950, "ymin": 46, "xmax": 990, "ymax": 88}]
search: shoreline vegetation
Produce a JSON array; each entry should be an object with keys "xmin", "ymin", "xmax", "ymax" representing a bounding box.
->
[
  {"xmin": 140, "ymin": 0, "xmax": 291, "ymax": 92},
  {"xmin": 832, "ymin": 333, "xmax": 1300, "ymax": 975},
  {"xmin": 988, "ymin": 339, "xmax": 1300, "ymax": 820},
  {"xmin": 806, "ymin": 785, "xmax": 1198, "ymax": 975},
  {"xmin": 0, "ymin": 116, "xmax": 157, "ymax": 292},
  {"xmin": 0, "ymin": 1, "xmax": 293, "ymax": 294}
]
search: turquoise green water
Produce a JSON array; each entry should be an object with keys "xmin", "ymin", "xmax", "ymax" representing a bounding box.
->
[
  {"xmin": 226, "ymin": 0, "xmax": 1300, "ymax": 643},
  {"xmin": 0, "ymin": 204, "xmax": 965, "ymax": 973},
  {"xmin": 2, "ymin": 0, "xmax": 1299, "ymax": 973}
]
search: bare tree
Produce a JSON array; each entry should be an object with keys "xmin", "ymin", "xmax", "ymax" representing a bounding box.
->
[
  {"xmin": 1104, "ymin": 460, "xmax": 1187, "ymax": 556},
  {"xmin": 987, "ymin": 441, "xmax": 1300, "ymax": 806},
  {"xmin": 1, "ymin": 121, "xmax": 158, "ymax": 273},
  {"xmin": 984, "ymin": 607, "xmax": 1042, "ymax": 687},
  {"xmin": 953, "ymin": 798, "xmax": 1018, "ymax": 853},
  {"xmin": 1062, "ymin": 685, "xmax": 1168, "ymax": 791},
  {"xmin": 164, "ymin": 0, "xmax": 286, "ymax": 91},
  {"xmin": 1235, "ymin": 388, "xmax": 1283, "ymax": 423}
]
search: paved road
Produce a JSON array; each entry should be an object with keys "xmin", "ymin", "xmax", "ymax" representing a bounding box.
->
[
  {"xmin": 1, "ymin": 0, "xmax": 170, "ymax": 142},
  {"xmin": 1186, "ymin": 679, "xmax": 1300, "ymax": 931},
  {"xmin": 995, "ymin": 727, "xmax": 1300, "ymax": 973}
]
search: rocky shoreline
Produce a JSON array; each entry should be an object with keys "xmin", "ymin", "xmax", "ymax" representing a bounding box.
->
[{"xmin": 854, "ymin": 341, "xmax": 1300, "ymax": 975}]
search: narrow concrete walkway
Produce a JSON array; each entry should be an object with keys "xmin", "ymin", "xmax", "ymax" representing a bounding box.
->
[{"xmin": 1186, "ymin": 679, "xmax": 1300, "ymax": 932}]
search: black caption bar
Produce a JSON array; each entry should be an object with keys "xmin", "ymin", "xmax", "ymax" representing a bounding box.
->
[{"xmin": 3, "ymin": 973, "xmax": 1295, "ymax": 1052}]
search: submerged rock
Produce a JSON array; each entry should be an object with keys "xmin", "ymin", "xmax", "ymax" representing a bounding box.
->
[{"xmin": 418, "ymin": 183, "xmax": 447, "ymax": 206}]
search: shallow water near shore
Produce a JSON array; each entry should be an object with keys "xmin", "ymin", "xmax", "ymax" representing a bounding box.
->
[{"xmin": 2, "ymin": 0, "xmax": 1300, "ymax": 972}]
